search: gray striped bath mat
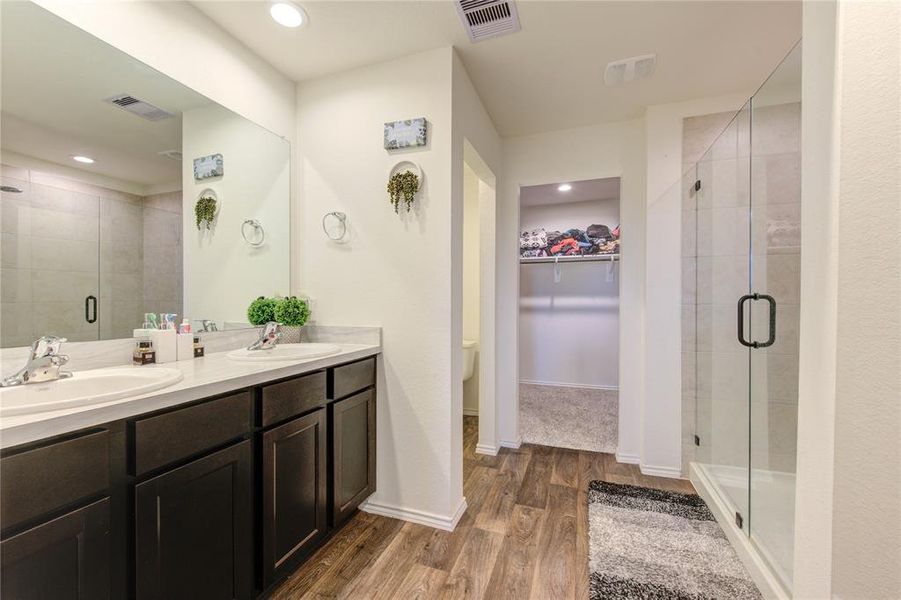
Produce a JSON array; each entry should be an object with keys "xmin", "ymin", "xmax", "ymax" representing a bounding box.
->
[{"xmin": 587, "ymin": 481, "xmax": 762, "ymax": 599}]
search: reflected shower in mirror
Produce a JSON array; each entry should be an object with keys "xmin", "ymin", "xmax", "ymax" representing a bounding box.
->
[{"xmin": 0, "ymin": 2, "xmax": 290, "ymax": 348}]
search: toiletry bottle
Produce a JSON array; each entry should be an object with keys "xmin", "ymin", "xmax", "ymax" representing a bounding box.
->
[
  {"xmin": 193, "ymin": 335, "xmax": 205, "ymax": 358},
  {"xmin": 133, "ymin": 338, "xmax": 156, "ymax": 365},
  {"xmin": 176, "ymin": 318, "xmax": 193, "ymax": 361}
]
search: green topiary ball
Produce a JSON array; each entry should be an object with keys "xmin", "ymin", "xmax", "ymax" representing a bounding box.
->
[
  {"xmin": 247, "ymin": 296, "xmax": 279, "ymax": 326},
  {"xmin": 274, "ymin": 296, "xmax": 310, "ymax": 327}
]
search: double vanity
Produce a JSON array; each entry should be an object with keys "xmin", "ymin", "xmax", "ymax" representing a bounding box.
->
[{"xmin": 0, "ymin": 338, "xmax": 380, "ymax": 599}]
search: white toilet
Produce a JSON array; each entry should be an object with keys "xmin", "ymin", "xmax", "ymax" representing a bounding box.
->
[{"xmin": 463, "ymin": 339, "xmax": 477, "ymax": 381}]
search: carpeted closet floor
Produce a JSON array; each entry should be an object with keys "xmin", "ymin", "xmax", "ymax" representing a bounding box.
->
[{"xmin": 520, "ymin": 383, "xmax": 618, "ymax": 453}]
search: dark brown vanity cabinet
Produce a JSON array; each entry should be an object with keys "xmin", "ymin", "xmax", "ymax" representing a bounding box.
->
[
  {"xmin": 0, "ymin": 429, "xmax": 112, "ymax": 599},
  {"xmin": 330, "ymin": 388, "xmax": 376, "ymax": 526},
  {"xmin": 0, "ymin": 354, "xmax": 378, "ymax": 598},
  {"xmin": 1, "ymin": 498, "xmax": 111, "ymax": 600},
  {"xmin": 260, "ymin": 409, "xmax": 327, "ymax": 587},
  {"xmin": 134, "ymin": 440, "xmax": 253, "ymax": 600}
]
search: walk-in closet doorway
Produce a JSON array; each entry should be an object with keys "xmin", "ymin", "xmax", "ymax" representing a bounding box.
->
[{"xmin": 517, "ymin": 177, "xmax": 621, "ymax": 453}]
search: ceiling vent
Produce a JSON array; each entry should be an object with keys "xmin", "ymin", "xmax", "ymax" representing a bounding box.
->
[
  {"xmin": 103, "ymin": 94, "xmax": 174, "ymax": 121},
  {"xmin": 456, "ymin": 0, "xmax": 521, "ymax": 42},
  {"xmin": 604, "ymin": 54, "xmax": 656, "ymax": 86},
  {"xmin": 158, "ymin": 150, "xmax": 183, "ymax": 161}
]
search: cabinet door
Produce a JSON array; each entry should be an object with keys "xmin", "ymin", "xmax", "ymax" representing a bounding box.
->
[
  {"xmin": 331, "ymin": 388, "xmax": 376, "ymax": 526},
  {"xmin": 1, "ymin": 497, "xmax": 110, "ymax": 600},
  {"xmin": 134, "ymin": 440, "xmax": 252, "ymax": 600},
  {"xmin": 261, "ymin": 409, "xmax": 326, "ymax": 587}
]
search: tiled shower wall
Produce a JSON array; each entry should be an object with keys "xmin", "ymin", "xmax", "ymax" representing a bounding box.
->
[
  {"xmin": 0, "ymin": 164, "xmax": 182, "ymax": 346},
  {"xmin": 681, "ymin": 102, "xmax": 801, "ymax": 476}
]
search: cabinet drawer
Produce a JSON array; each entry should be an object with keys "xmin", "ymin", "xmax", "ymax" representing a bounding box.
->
[
  {"xmin": 328, "ymin": 357, "xmax": 375, "ymax": 400},
  {"xmin": 1, "ymin": 430, "xmax": 109, "ymax": 531},
  {"xmin": 261, "ymin": 371, "xmax": 326, "ymax": 428},
  {"xmin": 132, "ymin": 391, "xmax": 252, "ymax": 476}
]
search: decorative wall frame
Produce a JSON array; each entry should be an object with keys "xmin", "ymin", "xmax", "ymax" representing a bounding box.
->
[
  {"xmin": 193, "ymin": 153, "xmax": 223, "ymax": 180},
  {"xmin": 384, "ymin": 117, "xmax": 427, "ymax": 150}
]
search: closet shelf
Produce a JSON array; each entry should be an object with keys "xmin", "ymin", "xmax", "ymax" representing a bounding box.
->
[{"xmin": 520, "ymin": 254, "xmax": 620, "ymax": 264}]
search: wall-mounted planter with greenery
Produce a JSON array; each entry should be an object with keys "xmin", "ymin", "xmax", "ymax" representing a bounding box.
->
[
  {"xmin": 387, "ymin": 161, "xmax": 422, "ymax": 213},
  {"xmin": 195, "ymin": 188, "xmax": 219, "ymax": 230}
]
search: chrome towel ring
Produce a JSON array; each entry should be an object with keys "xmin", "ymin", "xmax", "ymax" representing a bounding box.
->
[{"xmin": 241, "ymin": 219, "xmax": 265, "ymax": 246}]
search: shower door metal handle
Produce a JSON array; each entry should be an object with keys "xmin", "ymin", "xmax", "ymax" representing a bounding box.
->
[
  {"xmin": 85, "ymin": 295, "xmax": 97, "ymax": 324},
  {"xmin": 737, "ymin": 293, "xmax": 777, "ymax": 348}
]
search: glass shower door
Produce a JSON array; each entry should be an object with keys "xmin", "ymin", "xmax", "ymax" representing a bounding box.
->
[
  {"xmin": 695, "ymin": 101, "xmax": 752, "ymax": 525},
  {"xmin": 748, "ymin": 42, "xmax": 802, "ymax": 588}
]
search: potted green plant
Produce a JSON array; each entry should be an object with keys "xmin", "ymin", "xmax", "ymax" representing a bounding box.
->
[
  {"xmin": 195, "ymin": 194, "xmax": 217, "ymax": 230},
  {"xmin": 274, "ymin": 296, "xmax": 311, "ymax": 343},
  {"xmin": 246, "ymin": 296, "xmax": 279, "ymax": 326},
  {"xmin": 387, "ymin": 169, "xmax": 420, "ymax": 213}
]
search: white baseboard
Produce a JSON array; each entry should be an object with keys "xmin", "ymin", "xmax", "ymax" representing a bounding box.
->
[
  {"xmin": 462, "ymin": 407, "xmax": 479, "ymax": 416},
  {"xmin": 475, "ymin": 443, "xmax": 499, "ymax": 456},
  {"xmin": 499, "ymin": 436, "xmax": 522, "ymax": 449},
  {"xmin": 360, "ymin": 496, "xmax": 468, "ymax": 532},
  {"xmin": 690, "ymin": 463, "xmax": 790, "ymax": 600},
  {"xmin": 639, "ymin": 463, "xmax": 684, "ymax": 479},
  {"xmin": 519, "ymin": 379, "xmax": 618, "ymax": 391},
  {"xmin": 615, "ymin": 451, "xmax": 640, "ymax": 464}
]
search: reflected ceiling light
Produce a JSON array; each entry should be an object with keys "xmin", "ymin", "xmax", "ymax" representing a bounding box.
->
[
  {"xmin": 557, "ymin": 183, "xmax": 572, "ymax": 192},
  {"xmin": 71, "ymin": 155, "xmax": 95, "ymax": 164},
  {"xmin": 270, "ymin": 2, "xmax": 306, "ymax": 28}
]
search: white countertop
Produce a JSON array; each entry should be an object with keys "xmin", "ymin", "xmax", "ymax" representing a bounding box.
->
[{"xmin": 0, "ymin": 343, "xmax": 380, "ymax": 450}]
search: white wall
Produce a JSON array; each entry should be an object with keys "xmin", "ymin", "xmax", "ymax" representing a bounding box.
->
[
  {"xmin": 297, "ymin": 47, "xmax": 463, "ymax": 528},
  {"xmin": 452, "ymin": 53, "xmax": 502, "ymax": 456},
  {"xmin": 643, "ymin": 92, "xmax": 752, "ymax": 477},
  {"xmin": 519, "ymin": 197, "xmax": 620, "ymax": 388},
  {"xmin": 499, "ymin": 119, "xmax": 646, "ymax": 455},
  {"xmin": 462, "ymin": 163, "xmax": 480, "ymax": 414},
  {"xmin": 182, "ymin": 104, "xmax": 290, "ymax": 325},
  {"xmin": 793, "ymin": 1, "xmax": 901, "ymax": 597}
]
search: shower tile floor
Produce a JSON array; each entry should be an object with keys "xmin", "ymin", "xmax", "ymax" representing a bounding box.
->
[{"xmin": 519, "ymin": 383, "xmax": 618, "ymax": 453}]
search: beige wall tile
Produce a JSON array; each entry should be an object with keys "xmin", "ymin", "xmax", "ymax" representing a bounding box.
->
[
  {"xmin": 1, "ymin": 269, "xmax": 31, "ymax": 303},
  {"xmin": 30, "ymin": 205, "xmax": 99, "ymax": 242},
  {"xmin": 31, "ymin": 237, "xmax": 97, "ymax": 272},
  {"xmin": 0, "ymin": 302, "xmax": 34, "ymax": 346},
  {"xmin": 1, "ymin": 233, "xmax": 31, "ymax": 269},
  {"xmin": 30, "ymin": 183, "xmax": 99, "ymax": 216}
]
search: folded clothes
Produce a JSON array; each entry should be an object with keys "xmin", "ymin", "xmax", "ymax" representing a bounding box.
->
[{"xmin": 520, "ymin": 228, "xmax": 548, "ymax": 249}]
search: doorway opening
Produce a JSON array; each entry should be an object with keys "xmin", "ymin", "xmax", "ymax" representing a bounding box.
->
[
  {"xmin": 518, "ymin": 177, "xmax": 621, "ymax": 452},
  {"xmin": 460, "ymin": 141, "xmax": 497, "ymax": 458}
]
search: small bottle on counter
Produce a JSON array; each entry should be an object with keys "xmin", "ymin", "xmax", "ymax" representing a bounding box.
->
[
  {"xmin": 133, "ymin": 338, "xmax": 156, "ymax": 365},
  {"xmin": 193, "ymin": 335, "xmax": 205, "ymax": 358}
]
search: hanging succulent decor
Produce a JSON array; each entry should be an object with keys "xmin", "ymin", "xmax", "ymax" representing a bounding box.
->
[
  {"xmin": 195, "ymin": 193, "xmax": 217, "ymax": 230},
  {"xmin": 387, "ymin": 169, "xmax": 420, "ymax": 213}
]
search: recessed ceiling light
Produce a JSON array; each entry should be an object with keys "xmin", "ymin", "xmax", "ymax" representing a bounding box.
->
[
  {"xmin": 71, "ymin": 155, "xmax": 95, "ymax": 164},
  {"xmin": 270, "ymin": 2, "xmax": 306, "ymax": 28},
  {"xmin": 557, "ymin": 183, "xmax": 572, "ymax": 192}
]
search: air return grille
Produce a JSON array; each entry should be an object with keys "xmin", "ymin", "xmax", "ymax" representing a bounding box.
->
[
  {"xmin": 456, "ymin": 0, "xmax": 521, "ymax": 42},
  {"xmin": 103, "ymin": 94, "xmax": 174, "ymax": 121}
]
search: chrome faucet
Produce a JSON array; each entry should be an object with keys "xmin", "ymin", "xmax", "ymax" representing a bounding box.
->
[
  {"xmin": 1, "ymin": 335, "xmax": 73, "ymax": 387},
  {"xmin": 247, "ymin": 322, "xmax": 281, "ymax": 351}
]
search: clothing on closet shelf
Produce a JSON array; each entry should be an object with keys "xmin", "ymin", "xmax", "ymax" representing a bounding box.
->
[{"xmin": 520, "ymin": 223, "xmax": 620, "ymax": 258}]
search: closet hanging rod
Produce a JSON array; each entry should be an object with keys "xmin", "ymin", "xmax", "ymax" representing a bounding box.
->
[{"xmin": 520, "ymin": 254, "xmax": 620, "ymax": 264}]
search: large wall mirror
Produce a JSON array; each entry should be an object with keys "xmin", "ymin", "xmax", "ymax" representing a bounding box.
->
[{"xmin": 0, "ymin": 2, "xmax": 290, "ymax": 348}]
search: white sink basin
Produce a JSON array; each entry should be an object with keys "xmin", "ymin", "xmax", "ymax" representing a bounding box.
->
[
  {"xmin": 227, "ymin": 343, "xmax": 342, "ymax": 362},
  {"xmin": 0, "ymin": 367, "xmax": 183, "ymax": 417}
]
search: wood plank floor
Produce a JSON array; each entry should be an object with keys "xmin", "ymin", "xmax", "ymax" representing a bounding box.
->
[{"xmin": 271, "ymin": 416, "xmax": 696, "ymax": 599}]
